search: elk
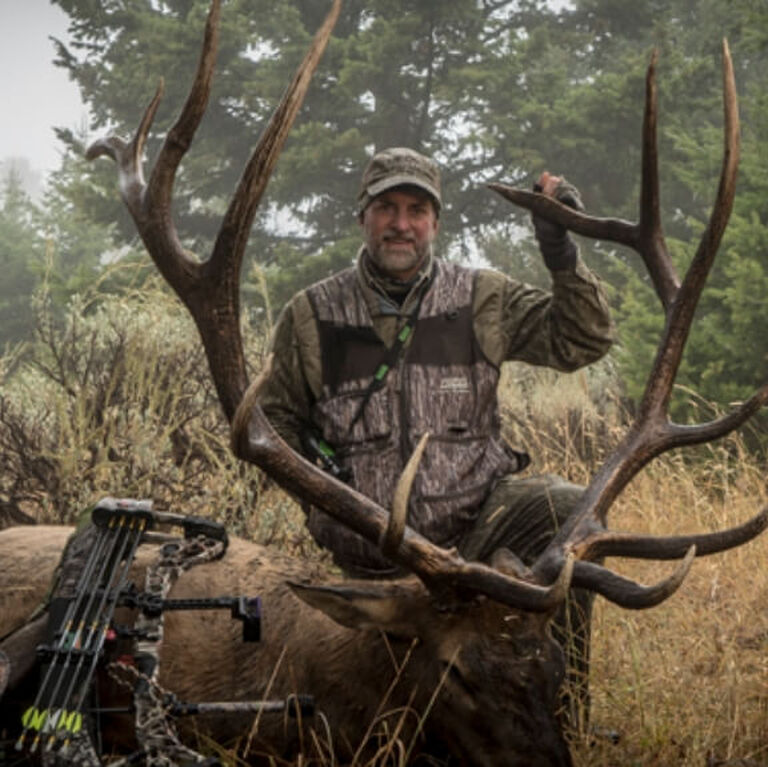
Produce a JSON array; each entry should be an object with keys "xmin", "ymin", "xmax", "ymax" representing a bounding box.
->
[{"xmin": 2, "ymin": 0, "xmax": 767, "ymax": 764}]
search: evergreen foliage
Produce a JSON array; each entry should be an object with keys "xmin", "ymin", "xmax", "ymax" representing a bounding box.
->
[
  {"xmin": 0, "ymin": 172, "xmax": 44, "ymax": 347},
  {"xmin": 0, "ymin": 276, "xmax": 308, "ymax": 542},
  {"xmin": 0, "ymin": 0, "xmax": 765, "ymax": 423}
]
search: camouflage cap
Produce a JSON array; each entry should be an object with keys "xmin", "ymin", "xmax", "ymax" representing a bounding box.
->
[{"xmin": 358, "ymin": 147, "xmax": 442, "ymax": 214}]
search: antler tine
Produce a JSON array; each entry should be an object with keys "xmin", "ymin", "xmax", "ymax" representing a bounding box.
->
[
  {"xmin": 688, "ymin": 39, "xmax": 740, "ymax": 286},
  {"xmin": 134, "ymin": 80, "xmax": 165, "ymax": 181},
  {"xmin": 149, "ymin": 0, "xmax": 221, "ymax": 203},
  {"xmin": 639, "ymin": 50, "xmax": 661, "ymax": 250},
  {"xmin": 234, "ymin": 397, "xmax": 576, "ymax": 611},
  {"xmin": 638, "ymin": 49, "xmax": 680, "ymax": 309},
  {"xmin": 573, "ymin": 507, "xmax": 768, "ymax": 561},
  {"xmin": 203, "ymin": 0, "xmax": 341, "ymax": 420},
  {"xmin": 487, "ymin": 48, "xmax": 683, "ymax": 310},
  {"xmin": 640, "ymin": 39, "xmax": 740, "ymax": 420},
  {"xmin": 572, "ymin": 546, "xmax": 696, "ymax": 610},
  {"xmin": 485, "ymin": 183, "xmax": 638, "ymax": 247},
  {"xmin": 231, "ymin": 354, "xmax": 275, "ymax": 454},
  {"xmin": 85, "ymin": 80, "xmax": 164, "ymax": 219},
  {"xmin": 211, "ymin": 0, "xmax": 343, "ymax": 283},
  {"xmin": 664, "ymin": 385, "xmax": 768, "ymax": 447},
  {"xmin": 140, "ymin": 0, "xmax": 220, "ymax": 297},
  {"xmin": 381, "ymin": 433, "xmax": 430, "ymax": 558}
]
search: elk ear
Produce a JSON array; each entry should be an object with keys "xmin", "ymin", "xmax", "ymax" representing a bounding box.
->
[{"xmin": 287, "ymin": 578, "xmax": 427, "ymax": 636}]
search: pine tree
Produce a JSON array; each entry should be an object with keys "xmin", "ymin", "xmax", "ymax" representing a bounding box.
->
[{"xmin": 0, "ymin": 170, "xmax": 44, "ymax": 346}]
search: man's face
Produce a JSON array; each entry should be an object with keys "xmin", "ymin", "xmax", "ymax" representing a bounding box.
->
[{"xmin": 360, "ymin": 187, "xmax": 439, "ymax": 281}]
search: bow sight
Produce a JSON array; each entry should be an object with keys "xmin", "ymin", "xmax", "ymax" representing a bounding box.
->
[{"xmin": 11, "ymin": 497, "xmax": 313, "ymax": 766}]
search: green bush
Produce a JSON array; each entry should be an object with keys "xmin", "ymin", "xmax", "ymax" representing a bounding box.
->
[{"xmin": 0, "ymin": 278, "xmax": 316, "ymax": 554}]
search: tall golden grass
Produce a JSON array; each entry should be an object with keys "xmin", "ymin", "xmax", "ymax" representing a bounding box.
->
[
  {"xmin": 2, "ymin": 289, "xmax": 766, "ymax": 765},
  {"xmin": 500, "ymin": 363, "xmax": 768, "ymax": 767}
]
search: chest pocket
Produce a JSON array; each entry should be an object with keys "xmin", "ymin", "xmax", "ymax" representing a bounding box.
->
[
  {"xmin": 434, "ymin": 381, "xmax": 475, "ymax": 434},
  {"xmin": 407, "ymin": 367, "xmax": 480, "ymax": 438},
  {"xmin": 313, "ymin": 383, "xmax": 392, "ymax": 449}
]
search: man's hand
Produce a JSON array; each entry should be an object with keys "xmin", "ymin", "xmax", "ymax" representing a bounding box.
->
[
  {"xmin": 532, "ymin": 171, "xmax": 584, "ymax": 271},
  {"xmin": 533, "ymin": 171, "xmax": 584, "ymax": 213},
  {"xmin": 535, "ymin": 170, "xmax": 560, "ymax": 197}
]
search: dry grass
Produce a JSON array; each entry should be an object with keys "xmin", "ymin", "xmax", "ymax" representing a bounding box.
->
[
  {"xmin": 2, "ymin": 292, "xmax": 767, "ymax": 765},
  {"xmin": 569, "ymin": 464, "xmax": 768, "ymax": 766},
  {"xmin": 500, "ymin": 362, "xmax": 768, "ymax": 767},
  {"xmin": 0, "ymin": 280, "xmax": 322, "ymax": 559}
]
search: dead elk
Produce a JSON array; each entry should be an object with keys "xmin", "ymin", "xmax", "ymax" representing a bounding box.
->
[
  {"xmin": 0, "ymin": 524, "xmax": 571, "ymax": 766},
  {"xmin": 2, "ymin": 0, "xmax": 767, "ymax": 764}
]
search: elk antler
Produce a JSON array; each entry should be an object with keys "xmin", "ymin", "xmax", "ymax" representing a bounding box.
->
[
  {"xmin": 490, "ymin": 41, "xmax": 768, "ymax": 607},
  {"xmin": 87, "ymin": 0, "xmax": 760, "ymax": 610},
  {"xmin": 87, "ymin": 0, "xmax": 342, "ymax": 422},
  {"xmin": 90, "ymin": 0, "xmax": 576, "ymax": 612},
  {"xmin": 381, "ymin": 432, "xmax": 430, "ymax": 558}
]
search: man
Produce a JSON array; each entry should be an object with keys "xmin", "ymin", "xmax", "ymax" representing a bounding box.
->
[{"xmin": 259, "ymin": 147, "xmax": 612, "ymax": 577}]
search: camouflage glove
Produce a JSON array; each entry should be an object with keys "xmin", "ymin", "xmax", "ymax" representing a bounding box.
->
[{"xmin": 532, "ymin": 178, "xmax": 584, "ymax": 271}]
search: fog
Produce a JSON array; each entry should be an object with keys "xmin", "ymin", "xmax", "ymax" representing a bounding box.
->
[{"xmin": 0, "ymin": 0, "xmax": 88, "ymax": 196}]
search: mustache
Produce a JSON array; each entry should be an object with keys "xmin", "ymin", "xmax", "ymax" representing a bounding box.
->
[{"xmin": 382, "ymin": 231, "xmax": 416, "ymax": 243}]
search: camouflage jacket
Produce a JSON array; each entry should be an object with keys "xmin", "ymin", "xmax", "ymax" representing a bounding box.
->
[{"xmin": 258, "ymin": 247, "xmax": 613, "ymax": 574}]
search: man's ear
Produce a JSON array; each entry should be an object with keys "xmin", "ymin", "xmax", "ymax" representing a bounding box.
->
[{"xmin": 287, "ymin": 578, "xmax": 428, "ymax": 638}]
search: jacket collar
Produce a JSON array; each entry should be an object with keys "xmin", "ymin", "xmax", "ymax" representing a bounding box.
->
[{"xmin": 357, "ymin": 247, "xmax": 435, "ymax": 316}]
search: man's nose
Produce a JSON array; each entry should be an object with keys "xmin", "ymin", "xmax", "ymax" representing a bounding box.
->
[{"xmin": 390, "ymin": 206, "xmax": 411, "ymax": 232}]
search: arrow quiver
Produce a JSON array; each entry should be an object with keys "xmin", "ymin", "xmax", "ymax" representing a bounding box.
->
[{"xmin": 13, "ymin": 497, "xmax": 313, "ymax": 767}]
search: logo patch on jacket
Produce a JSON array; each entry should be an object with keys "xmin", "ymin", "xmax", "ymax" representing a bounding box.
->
[{"xmin": 439, "ymin": 376, "xmax": 470, "ymax": 392}]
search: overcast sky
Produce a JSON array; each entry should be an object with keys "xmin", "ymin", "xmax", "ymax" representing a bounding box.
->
[{"xmin": 0, "ymin": 0, "xmax": 88, "ymax": 184}]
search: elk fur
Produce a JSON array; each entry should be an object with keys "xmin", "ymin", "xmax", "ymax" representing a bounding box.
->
[{"xmin": 0, "ymin": 525, "xmax": 571, "ymax": 767}]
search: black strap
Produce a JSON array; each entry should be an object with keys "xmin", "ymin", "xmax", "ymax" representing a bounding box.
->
[{"xmin": 347, "ymin": 288, "xmax": 426, "ymax": 433}]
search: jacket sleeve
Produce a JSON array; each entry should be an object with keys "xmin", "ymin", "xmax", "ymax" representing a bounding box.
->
[
  {"xmin": 474, "ymin": 256, "xmax": 614, "ymax": 371},
  {"xmin": 257, "ymin": 300, "xmax": 314, "ymax": 455}
]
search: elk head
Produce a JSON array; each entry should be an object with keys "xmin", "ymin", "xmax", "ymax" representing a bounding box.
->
[{"xmin": 86, "ymin": 0, "xmax": 767, "ymax": 760}]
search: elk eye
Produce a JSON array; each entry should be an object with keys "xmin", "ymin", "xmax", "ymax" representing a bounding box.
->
[{"xmin": 440, "ymin": 661, "xmax": 473, "ymax": 694}]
